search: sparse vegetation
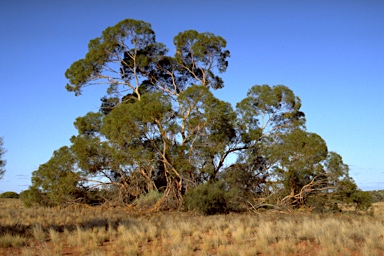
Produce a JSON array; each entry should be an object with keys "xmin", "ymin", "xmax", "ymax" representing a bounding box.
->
[{"xmin": 0, "ymin": 198, "xmax": 383, "ymax": 255}]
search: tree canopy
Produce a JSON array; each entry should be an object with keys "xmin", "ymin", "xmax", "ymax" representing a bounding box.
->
[
  {"xmin": 23, "ymin": 18, "xmax": 370, "ymax": 213},
  {"xmin": 65, "ymin": 18, "xmax": 229, "ymax": 101}
]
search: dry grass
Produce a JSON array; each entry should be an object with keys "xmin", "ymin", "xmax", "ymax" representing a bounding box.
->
[
  {"xmin": 0, "ymin": 234, "xmax": 27, "ymax": 248},
  {"xmin": 0, "ymin": 198, "xmax": 384, "ymax": 255}
]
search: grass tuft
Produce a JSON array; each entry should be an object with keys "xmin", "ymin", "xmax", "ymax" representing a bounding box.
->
[{"xmin": 0, "ymin": 233, "xmax": 27, "ymax": 248}]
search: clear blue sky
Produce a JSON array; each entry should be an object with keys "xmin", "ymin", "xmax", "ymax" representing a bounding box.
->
[{"xmin": 1, "ymin": 0, "xmax": 383, "ymax": 193}]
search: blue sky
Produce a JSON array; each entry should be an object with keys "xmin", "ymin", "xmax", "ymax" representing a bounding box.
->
[{"xmin": 1, "ymin": 0, "xmax": 383, "ymax": 193}]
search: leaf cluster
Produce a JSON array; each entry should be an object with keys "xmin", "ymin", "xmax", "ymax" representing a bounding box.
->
[{"xmin": 65, "ymin": 19, "xmax": 230, "ymax": 101}]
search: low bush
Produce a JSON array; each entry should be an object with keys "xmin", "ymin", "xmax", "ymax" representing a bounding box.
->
[
  {"xmin": 134, "ymin": 190, "xmax": 163, "ymax": 208},
  {"xmin": 183, "ymin": 181, "xmax": 240, "ymax": 215},
  {"xmin": 19, "ymin": 188, "xmax": 52, "ymax": 207},
  {"xmin": 351, "ymin": 190, "xmax": 373, "ymax": 211},
  {"xmin": 0, "ymin": 191, "xmax": 19, "ymax": 199}
]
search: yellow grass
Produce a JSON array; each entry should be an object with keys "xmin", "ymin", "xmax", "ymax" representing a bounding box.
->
[{"xmin": 0, "ymin": 198, "xmax": 383, "ymax": 255}]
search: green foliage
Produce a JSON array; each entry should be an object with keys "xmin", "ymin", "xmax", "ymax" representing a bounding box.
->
[
  {"xmin": 24, "ymin": 18, "xmax": 357, "ymax": 212},
  {"xmin": 70, "ymin": 112, "xmax": 111, "ymax": 175},
  {"xmin": 0, "ymin": 137, "xmax": 6, "ymax": 179},
  {"xmin": 236, "ymin": 85, "xmax": 305, "ymax": 142},
  {"xmin": 183, "ymin": 182, "xmax": 240, "ymax": 215},
  {"xmin": 29, "ymin": 146, "xmax": 82, "ymax": 206},
  {"xmin": 0, "ymin": 191, "xmax": 19, "ymax": 199},
  {"xmin": 65, "ymin": 18, "xmax": 230, "ymax": 101},
  {"xmin": 303, "ymin": 195, "xmax": 342, "ymax": 213},
  {"xmin": 73, "ymin": 112, "xmax": 103, "ymax": 137},
  {"xmin": 19, "ymin": 187, "xmax": 51, "ymax": 207},
  {"xmin": 265, "ymin": 128, "xmax": 355, "ymax": 209},
  {"xmin": 337, "ymin": 179, "xmax": 373, "ymax": 211},
  {"xmin": 220, "ymin": 151, "xmax": 269, "ymax": 203},
  {"xmin": 65, "ymin": 19, "xmax": 158, "ymax": 96},
  {"xmin": 368, "ymin": 190, "xmax": 384, "ymax": 203},
  {"xmin": 177, "ymin": 85, "xmax": 238, "ymax": 179},
  {"xmin": 351, "ymin": 190, "xmax": 373, "ymax": 211},
  {"xmin": 134, "ymin": 190, "xmax": 163, "ymax": 208},
  {"xmin": 173, "ymin": 30, "xmax": 230, "ymax": 89},
  {"xmin": 272, "ymin": 129, "xmax": 328, "ymax": 197}
]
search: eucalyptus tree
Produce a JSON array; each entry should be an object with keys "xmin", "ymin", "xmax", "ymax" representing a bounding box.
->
[
  {"xmin": 66, "ymin": 85, "xmax": 238, "ymax": 207},
  {"xmin": 64, "ymin": 18, "xmax": 231, "ymax": 208},
  {"xmin": 24, "ymin": 19, "xmax": 365, "ymax": 211},
  {"xmin": 234, "ymin": 86, "xmax": 355, "ymax": 209}
]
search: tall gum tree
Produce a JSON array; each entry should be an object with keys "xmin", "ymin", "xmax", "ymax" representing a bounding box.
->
[
  {"xmin": 24, "ymin": 19, "xmax": 363, "ymax": 211},
  {"xmin": 64, "ymin": 18, "xmax": 230, "ymax": 208}
]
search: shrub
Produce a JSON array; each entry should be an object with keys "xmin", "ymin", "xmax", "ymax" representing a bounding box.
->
[
  {"xmin": 368, "ymin": 190, "xmax": 384, "ymax": 203},
  {"xmin": 83, "ymin": 188, "xmax": 106, "ymax": 205},
  {"xmin": 134, "ymin": 190, "xmax": 163, "ymax": 208},
  {"xmin": 19, "ymin": 187, "xmax": 52, "ymax": 207},
  {"xmin": 0, "ymin": 191, "xmax": 19, "ymax": 199},
  {"xmin": 183, "ymin": 181, "xmax": 239, "ymax": 215},
  {"xmin": 352, "ymin": 190, "xmax": 373, "ymax": 211},
  {"xmin": 337, "ymin": 179, "xmax": 373, "ymax": 211},
  {"xmin": 305, "ymin": 195, "xmax": 342, "ymax": 213}
]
